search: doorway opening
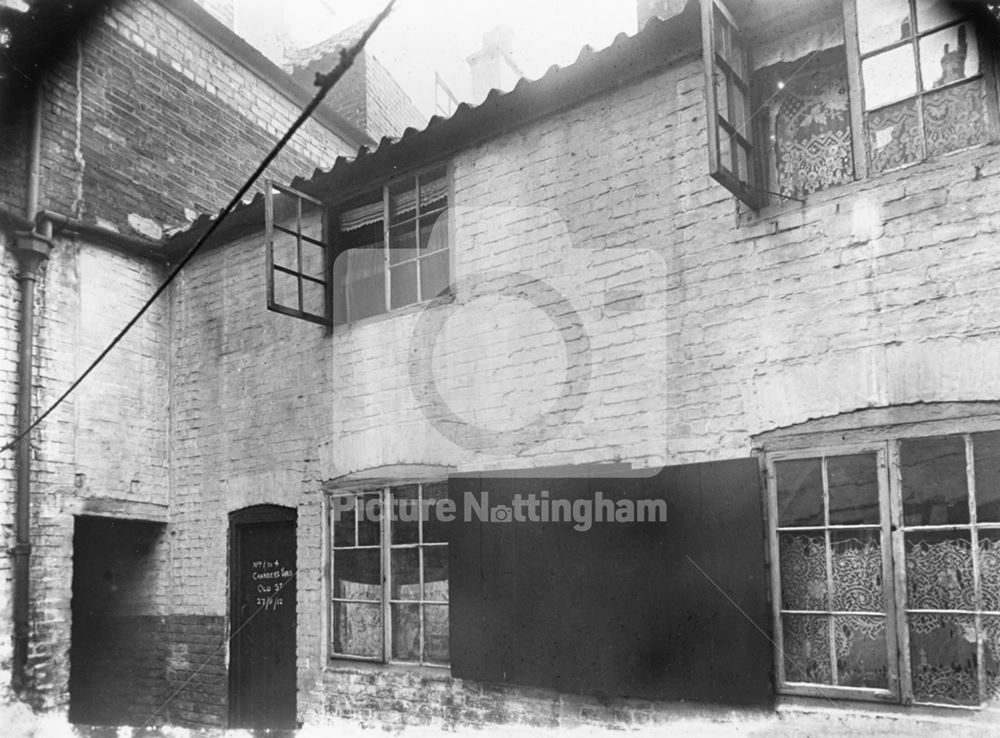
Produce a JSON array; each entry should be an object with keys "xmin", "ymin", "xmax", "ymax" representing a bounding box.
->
[{"xmin": 69, "ymin": 515, "xmax": 167, "ymax": 725}]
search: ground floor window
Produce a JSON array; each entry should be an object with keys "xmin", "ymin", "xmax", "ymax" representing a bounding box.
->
[
  {"xmin": 328, "ymin": 482, "xmax": 449, "ymax": 666},
  {"xmin": 766, "ymin": 429, "xmax": 1000, "ymax": 707}
]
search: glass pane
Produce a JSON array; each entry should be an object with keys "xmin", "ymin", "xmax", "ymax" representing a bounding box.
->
[
  {"xmin": 867, "ymin": 97, "xmax": 921, "ymax": 173},
  {"xmin": 302, "ymin": 279, "xmax": 326, "ymax": 318},
  {"xmin": 905, "ymin": 530, "xmax": 974, "ymax": 610},
  {"xmin": 735, "ymin": 140, "xmax": 750, "ymax": 185},
  {"xmin": 714, "ymin": 69, "xmax": 729, "ymax": 122},
  {"xmin": 333, "ymin": 602, "xmax": 382, "ymax": 658},
  {"xmin": 424, "ymin": 604, "xmax": 449, "ymax": 663},
  {"xmin": 420, "ymin": 250, "xmax": 450, "ymax": 302},
  {"xmin": 391, "ymin": 485, "xmax": 419, "ymax": 544},
  {"xmin": 920, "ymin": 22, "xmax": 978, "ymax": 90},
  {"xmin": 391, "ymin": 603, "xmax": 420, "ymax": 660},
  {"xmin": 331, "ymin": 496, "xmax": 355, "ymax": 547},
  {"xmin": 390, "ymin": 262, "xmax": 418, "ymax": 309},
  {"xmin": 834, "ymin": 615, "xmax": 888, "ymax": 688},
  {"xmin": 418, "ymin": 168, "xmax": 448, "ymax": 211},
  {"xmin": 713, "ymin": 7, "xmax": 730, "ymax": 62},
  {"xmin": 388, "ymin": 179, "xmax": 416, "ymax": 225},
  {"xmin": 909, "ymin": 613, "xmax": 978, "ymax": 705},
  {"xmin": 388, "ymin": 225, "xmax": 417, "ymax": 261},
  {"xmin": 832, "ymin": 530, "xmax": 884, "ymax": 612},
  {"xmin": 916, "ymin": 0, "xmax": 964, "ymax": 32},
  {"xmin": 901, "ymin": 435, "xmax": 969, "ymax": 526},
  {"xmin": 862, "ymin": 45, "xmax": 917, "ymax": 109},
  {"xmin": 419, "ymin": 210, "xmax": 447, "ymax": 252},
  {"xmin": 423, "ymin": 546, "xmax": 449, "ymax": 602},
  {"xmin": 857, "ymin": 0, "xmax": 913, "ymax": 53},
  {"xmin": 783, "ymin": 614, "xmax": 832, "ymax": 684},
  {"xmin": 357, "ymin": 493, "xmax": 381, "ymax": 546},
  {"xmin": 983, "ymin": 616, "xmax": 1000, "ymax": 702},
  {"xmin": 391, "ymin": 547, "xmax": 420, "ymax": 600},
  {"xmin": 779, "ymin": 533, "xmax": 827, "ymax": 610},
  {"xmin": 776, "ymin": 458, "xmax": 823, "ymax": 527},
  {"xmin": 717, "ymin": 122, "xmax": 732, "ymax": 175},
  {"xmin": 828, "ymin": 453, "xmax": 880, "ymax": 525},
  {"xmin": 973, "ymin": 431, "xmax": 1000, "ymax": 522},
  {"xmin": 924, "ymin": 80, "xmax": 988, "ymax": 159},
  {"xmin": 423, "ymin": 482, "xmax": 450, "ymax": 543},
  {"xmin": 333, "ymin": 549, "xmax": 381, "ymax": 599},
  {"xmin": 273, "ymin": 269, "xmax": 299, "ymax": 310},
  {"xmin": 344, "ymin": 246, "xmax": 385, "ymax": 321},
  {"xmin": 301, "ymin": 240, "xmax": 326, "ymax": 280},
  {"xmin": 980, "ymin": 530, "xmax": 1000, "ymax": 612},
  {"xmin": 271, "ymin": 231, "xmax": 297, "ymax": 271}
]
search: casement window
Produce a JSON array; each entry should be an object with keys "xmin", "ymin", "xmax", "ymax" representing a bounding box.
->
[
  {"xmin": 701, "ymin": 0, "xmax": 998, "ymax": 208},
  {"xmin": 265, "ymin": 182, "xmax": 332, "ymax": 325},
  {"xmin": 329, "ymin": 483, "xmax": 449, "ymax": 666},
  {"xmin": 766, "ymin": 430, "xmax": 1000, "ymax": 706},
  {"xmin": 332, "ymin": 167, "xmax": 450, "ymax": 324}
]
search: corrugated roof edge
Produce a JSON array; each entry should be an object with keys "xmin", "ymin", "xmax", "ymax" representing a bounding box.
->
[{"xmin": 162, "ymin": 1, "xmax": 700, "ymax": 262}]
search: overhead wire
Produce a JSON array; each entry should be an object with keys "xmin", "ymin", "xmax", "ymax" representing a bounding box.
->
[{"xmin": 0, "ymin": 0, "xmax": 397, "ymax": 455}]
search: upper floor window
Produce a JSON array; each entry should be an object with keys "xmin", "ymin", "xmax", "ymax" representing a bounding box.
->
[
  {"xmin": 333, "ymin": 167, "xmax": 450, "ymax": 324},
  {"xmin": 702, "ymin": 0, "xmax": 997, "ymax": 208}
]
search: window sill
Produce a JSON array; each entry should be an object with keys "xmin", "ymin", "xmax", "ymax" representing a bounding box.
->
[
  {"xmin": 326, "ymin": 658, "xmax": 452, "ymax": 681},
  {"xmin": 735, "ymin": 138, "xmax": 999, "ymax": 230},
  {"xmin": 776, "ymin": 695, "xmax": 1000, "ymax": 723},
  {"xmin": 332, "ymin": 290, "xmax": 456, "ymax": 335}
]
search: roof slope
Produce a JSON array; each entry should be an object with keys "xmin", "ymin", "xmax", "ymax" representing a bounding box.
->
[{"xmin": 165, "ymin": 0, "xmax": 700, "ymax": 257}]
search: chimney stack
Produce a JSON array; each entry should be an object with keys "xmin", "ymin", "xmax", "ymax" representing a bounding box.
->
[{"xmin": 466, "ymin": 25, "xmax": 523, "ymax": 104}]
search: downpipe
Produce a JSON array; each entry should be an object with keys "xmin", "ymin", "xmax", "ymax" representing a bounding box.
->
[{"xmin": 9, "ymin": 81, "xmax": 51, "ymax": 695}]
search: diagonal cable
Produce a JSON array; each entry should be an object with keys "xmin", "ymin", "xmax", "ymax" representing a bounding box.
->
[{"xmin": 1, "ymin": 0, "xmax": 397, "ymax": 455}]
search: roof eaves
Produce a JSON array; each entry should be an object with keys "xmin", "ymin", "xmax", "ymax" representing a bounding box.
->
[
  {"xmin": 156, "ymin": 0, "xmax": 375, "ymax": 150},
  {"xmin": 164, "ymin": 2, "xmax": 700, "ymax": 258}
]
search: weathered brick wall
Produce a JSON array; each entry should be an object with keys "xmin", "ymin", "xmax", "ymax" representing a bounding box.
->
[
  {"xmin": 363, "ymin": 54, "xmax": 427, "ymax": 139},
  {"xmin": 160, "ymin": 48, "xmax": 1000, "ymax": 729},
  {"xmin": 0, "ymin": 0, "xmax": 356, "ymax": 237},
  {"xmin": 17, "ymin": 234, "xmax": 171, "ymax": 709}
]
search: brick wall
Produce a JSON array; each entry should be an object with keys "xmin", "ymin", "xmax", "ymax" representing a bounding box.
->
[
  {"xmin": 155, "ymin": 47, "xmax": 1000, "ymax": 729},
  {"xmin": 0, "ymin": 0, "xmax": 356, "ymax": 233}
]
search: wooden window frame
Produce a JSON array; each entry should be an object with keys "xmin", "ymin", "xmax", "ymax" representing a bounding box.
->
[
  {"xmin": 764, "ymin": 419, "xmax": 1000, "ymax": 708},
  {"xmin": 328, "ymin": 483, "xmax": 450, "ymax": 668},
  {"xmin": 701, "ymin": 0, "xmax": 999, "ymax": 210},
  {"xmin": 849, "ymin": 0, "xmax": 1000, "ymax": 174},
  {"xmin": 701, "ymin": 0, "xmax": 765, "ymax": 210},
  {"xmin": 265, "ymin": 181, "xmax": 332, "ymax": 326},
  {"xmin": 333, "ymin": 165, "xmax": 452, "ymax": 326}
]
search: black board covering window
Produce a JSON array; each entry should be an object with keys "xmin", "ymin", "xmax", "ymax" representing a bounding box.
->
[{"xmin": 446, "ymin": 459, "xmax": 771, "ymax": 705}]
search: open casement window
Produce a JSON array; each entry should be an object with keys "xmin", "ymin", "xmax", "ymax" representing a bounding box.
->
[
  {"xmin": 332, "ymin": 167, "xmax": 450, "ymax": 325},
  {"xmin": 767, "ymin": 430, "xmax": 1000, "ymax": 707},
  {"xmin": 851, "ymin": 0, "xmax": 997, "ymax": 172},
  {"xmin": 329, "ymin": 483, "xmax": 449, "ymax": 666},
  {"xmin": 701, "ymin": 0, "xmax": 763, "ymax": 209},
  {"xmin": 265, "ymin": 181, "xmax": 332, "ymax": 326}
]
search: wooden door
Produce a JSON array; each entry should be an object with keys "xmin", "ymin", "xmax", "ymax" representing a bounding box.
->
[{"xmin": 228, "ymin": 506, "xmax": 297, "ymax": 729}]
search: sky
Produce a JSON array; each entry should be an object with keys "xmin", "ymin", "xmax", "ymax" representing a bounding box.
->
[{"xmin": 279, "ymin": 0, "xmax": 639, "ymax": 118}]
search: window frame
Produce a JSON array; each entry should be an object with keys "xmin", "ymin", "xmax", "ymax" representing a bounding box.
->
[
  {"xmin": 701, "ymin": 0, "xmax": 1000, "ymax": 210},
  {"xmin": 332, "ymin": 164, "xmax": 453, "ymax": 326},
  {"xmin": 763, "ymin": 419, "xmax": 1000, "ymax": 708},
  {"xmin": 327, "ymin": 482, "xmax": 450, "ymax": 668},
  {"xmin": 264, "ymin": 180, "xmax": 333, "ymax": 326}
]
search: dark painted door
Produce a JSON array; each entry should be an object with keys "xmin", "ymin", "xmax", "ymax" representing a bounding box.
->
[{"xmin": 229, "ymin": 506, "xmax": 297, "ymax": 729}]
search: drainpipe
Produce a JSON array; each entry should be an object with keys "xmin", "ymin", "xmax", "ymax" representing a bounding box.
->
[{"xmin": 10, "ymin": 81, "xmax": 52, "ymax": 694}]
